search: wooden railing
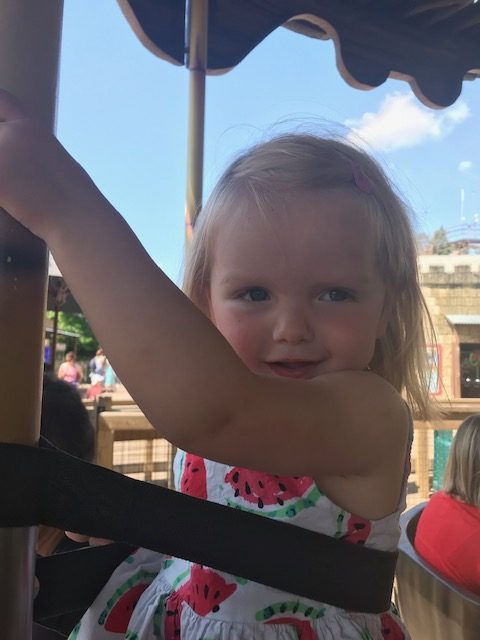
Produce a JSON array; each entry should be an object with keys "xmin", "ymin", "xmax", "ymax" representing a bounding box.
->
[{"xmin": 90, "ymin": 395, "xmax": 480, "ymax": 501}]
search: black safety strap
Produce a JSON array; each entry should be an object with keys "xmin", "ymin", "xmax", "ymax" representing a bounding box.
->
[
  {"xmin": 34, "ymin": 544, "xmax": 135, "ymax": 634},
  {"xmin": 0, "ymin": 443, "xmax": 397, "ymax": 618}
]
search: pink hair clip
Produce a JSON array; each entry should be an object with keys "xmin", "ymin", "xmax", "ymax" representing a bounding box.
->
[{"xmin": 348, "ymin": 160, "xmax": 373, "ymax": 194}]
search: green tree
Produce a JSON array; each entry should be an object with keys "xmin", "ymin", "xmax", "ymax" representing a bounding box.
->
[
  {"xmin": 431, "ymin": 226, "xmax": 452, "ymax": 255},
  {"xmin": 47, "ymin": 311, "xmax": 98, "ymax": 357}
]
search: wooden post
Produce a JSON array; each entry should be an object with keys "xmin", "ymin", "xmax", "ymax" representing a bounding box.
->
[
  {"xmin": 416, "ymin": 429, "xmax": 430, "ymax": 499},
  {"xmin": 0, "ymin": 1, "xmax": 63, "ymax": 637}
]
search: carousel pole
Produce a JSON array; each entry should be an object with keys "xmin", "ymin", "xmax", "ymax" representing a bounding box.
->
[
  {"xmin": 185, "ymin": 0, "xmax": 208, "ymax": 241},
  {"xmin": 0, "ymin": 1, "xmax": 63, "ymax": 637}
]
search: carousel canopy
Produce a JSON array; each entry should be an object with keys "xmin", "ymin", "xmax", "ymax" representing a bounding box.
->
[{"xmin": 118, "ymin": 0, "xmax": 480, "ymax": 108}]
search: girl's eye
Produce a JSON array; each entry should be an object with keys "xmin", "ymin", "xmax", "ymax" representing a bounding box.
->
[
  {"xmin": 320, "ymin": 289, "xmax": 351, "ymax": 302},
  {"xmin": 241, "ymin": 287, "xmax": 270, "ymax": 302}
]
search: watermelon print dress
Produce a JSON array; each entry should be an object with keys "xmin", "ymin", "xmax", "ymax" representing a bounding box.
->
[{"xmin": 70, "ymin": 443, "xmax": 412, "ymax": 640}]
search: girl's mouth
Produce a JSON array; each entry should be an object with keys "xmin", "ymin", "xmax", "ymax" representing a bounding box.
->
[{"xmin": 266, "ymin": 361, "xmax": 319, "ymax": 379}]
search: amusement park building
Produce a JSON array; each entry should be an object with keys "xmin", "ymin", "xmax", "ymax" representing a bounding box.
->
[{"xmin": 419, "ymin": 254, "xmax": 480, "ymax": 400}]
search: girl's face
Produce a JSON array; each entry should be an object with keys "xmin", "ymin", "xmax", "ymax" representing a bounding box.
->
[{"xmin": 208, "ymin": 189, "xmax": 388, "ymax": 380}]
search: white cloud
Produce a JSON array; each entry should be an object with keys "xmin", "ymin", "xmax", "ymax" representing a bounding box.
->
[
  {"xmin": 345, "ymin": 93, "xmax": 470, "ymax": 152},
  {"xmin": 458, "ymin": 160, "xmax": 473, "ymax": 172}
]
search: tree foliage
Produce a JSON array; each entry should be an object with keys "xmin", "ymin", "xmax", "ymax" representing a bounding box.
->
[
  {"xmin": 416, "ymin": 226, "xmax": 453, "ymax": 255},
  {"xmin": 431, "ymin": 226, "xmax": 452, "ymax": 255},
  {"xmin": 47, "ymin": 311, "xmax": 98, "ymax": 357}
]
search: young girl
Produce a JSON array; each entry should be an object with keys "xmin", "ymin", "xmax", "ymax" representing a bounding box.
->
[
  {"xmin": 415, "ymin": 414, "xmax": 480, "ymax": 596},
  {"xmin": 0, "ymin": 90, "xmax": 434, "ymax": 639}
]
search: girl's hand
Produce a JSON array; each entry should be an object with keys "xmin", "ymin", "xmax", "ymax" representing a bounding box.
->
[
  {"xmin": 65, "ymin": 531, "xmax": 114, "ymax": 547},
  {"xmin": 0, "ymin": 89, "xmax": 95, "ymax": 239}
]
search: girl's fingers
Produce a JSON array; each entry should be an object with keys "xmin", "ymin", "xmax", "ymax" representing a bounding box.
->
[
  {"xmin": 65, "ymin": 531, "xmax": 113, "ymax": 546},
  {"xmin": 65, "ymin": 531, "xmax": 89, "ymax": 543},
  {"xmin": 88, "ymin": 537, "xmax": 113, "ymax": 546}
]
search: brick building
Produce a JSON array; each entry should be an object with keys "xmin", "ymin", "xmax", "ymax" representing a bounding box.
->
[{"xmin": 419, "ymin": 255, "xmax": 480, "ymax": 400}]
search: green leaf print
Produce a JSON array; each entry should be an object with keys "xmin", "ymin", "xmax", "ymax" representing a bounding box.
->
[
  {"xmin": 152, "ymin": 592, "xmax": 171, "ymax": 638},
  {"xmin": 68, "ymin": 621, "xmax": 81, "ymax": 640},
  {"xmin": 256, "ymin": 601, "xmax": 325, "ymax": 621},
  {"xmin": 171, "ymin": 567, "xmax": 191, "ymax": 590}
]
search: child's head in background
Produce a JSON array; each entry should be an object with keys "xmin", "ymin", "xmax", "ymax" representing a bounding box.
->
[
  {"xmin": 184, "ymin": 134, "xmax": 435, "ymax": 419},
  {"xmin": 41, "ymin": 373, "xmax": 94, "ymax": 461},
  {"xmin": 444, "ymin": 414, "xmax": 480, "ymax": 507}
]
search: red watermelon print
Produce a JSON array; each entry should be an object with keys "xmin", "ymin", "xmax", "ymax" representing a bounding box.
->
[
  {"xmin": 266, "ymin": 617, "xmax": 317, "ymax": 639},
  {"xmin": 380, "ymin": 612, "xmax": 405, "ymax": 639},
  {"xmin": 342, "ymin": 513, "xmax": 371, "ymax": 545},
  {"xmin": 164, "ymin": 591, "xmax": 182, "ymax": 640},
  {"xmin": 225, "ymin": 468, "xmax": 313, "ymax": 508},
  {"xmin": 164, "ymin": 565, "xmax": 237, "ymax": 638},
  {"xmin": 181, "ymin": 453, "xmax": 207, "ymax": 499},
  {"xmin": 103, "ymin": 583, "xmax": 150, "ymax": 633}
]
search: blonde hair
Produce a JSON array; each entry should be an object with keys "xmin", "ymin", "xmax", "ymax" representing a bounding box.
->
[
  {"xmin": 444, "ymin": 415, "xmax": 480, "ymax": 507},
  {"xmin": 183, "ymin": 133, "xmax": 436, "ymax": 419}
]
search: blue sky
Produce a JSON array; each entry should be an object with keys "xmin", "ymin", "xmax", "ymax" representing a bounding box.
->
[{"xmin": 57, "ymin": 2, "xmax": 480, "ymax": 283}]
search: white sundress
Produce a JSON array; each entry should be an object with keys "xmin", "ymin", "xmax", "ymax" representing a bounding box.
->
[{"xmin": 69, "ymin": 442, "xmax": 412, "ymax": 640}]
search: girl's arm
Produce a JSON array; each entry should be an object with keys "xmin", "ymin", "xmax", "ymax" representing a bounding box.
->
[{"xmin": 0, "ymin": 92, "xmax": 408, "ymax": 481}]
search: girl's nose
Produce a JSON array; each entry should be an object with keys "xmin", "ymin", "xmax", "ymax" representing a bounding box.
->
[{"xmin": 272, "ymin": 306, "xmax": 315, "ymax": 344}]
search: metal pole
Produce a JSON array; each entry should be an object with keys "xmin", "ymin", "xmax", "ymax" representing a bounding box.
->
[
  {"xmin": 0, "ymin": 1, "xmax": 63, "ymax": 637},
  {"xmin": 185, "ymin": 0, "xmax": 208, "ymax": 241},
  {"xmin": 51, "ymin": 304, "xmax": 59, "ymax": 369}
]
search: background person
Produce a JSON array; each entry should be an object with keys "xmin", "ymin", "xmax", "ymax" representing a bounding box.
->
[
  {"xmin": 415, "ymin": 414, "xmax": 480, "ymax": 596},
  {"xmin": 85, "ymin": 372, "xmax": 105, "ymax": 400},
  {"xmin": 57, "ymin": 351, "xmax": 83, "ymax": 390},
  {"xmin": 88, "ymin": 347, "xmax": 106, "ymax": 381},
  {"xmin": 38, "ymin": 372, "xmax": 95, "ymax": 555},
  {"xmin": 35, "ymin": 373, "xmax": 96, "ymax": 638}
]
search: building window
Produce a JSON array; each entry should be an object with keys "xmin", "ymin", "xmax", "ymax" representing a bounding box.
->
[
  {"xmin": 426, "ymin": 345, "xmax": 441, "ymax": 395},
  {"xmin": 460, "ymin": 344, "xmax": 480, "ymax": 398}
]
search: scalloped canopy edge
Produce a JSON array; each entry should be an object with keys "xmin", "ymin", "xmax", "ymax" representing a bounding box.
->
[{"xmin": 117, "ymin": 0, "xmax": 480, "ymax": 108}]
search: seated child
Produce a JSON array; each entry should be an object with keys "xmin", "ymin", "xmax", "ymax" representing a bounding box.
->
[
  {"xmin": 38, "ymin": 373, "xmax": 95, "ymax": 555},
  {"xmin": 85, "ymin": 373, "xmax": 105, "ymax": 400},
  {"xmin": 415, "ymin": 414, "xmax": 480, "ymax": 596}
]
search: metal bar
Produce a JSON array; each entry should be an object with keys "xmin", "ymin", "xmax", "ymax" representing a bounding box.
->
[
  {"xmin": 0, "ymin": 1, "xmax": 63, "ymax": 637},
  {"xmin": 185, "ymin": 0, "xmax": 208, "ymax": 240}
]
